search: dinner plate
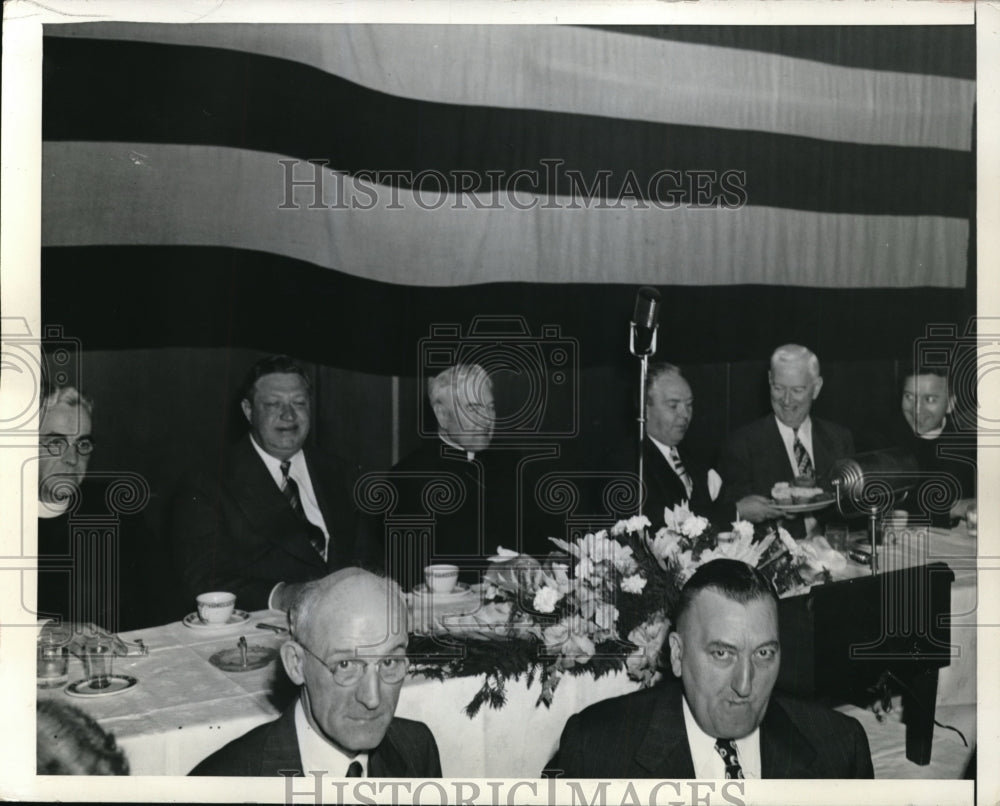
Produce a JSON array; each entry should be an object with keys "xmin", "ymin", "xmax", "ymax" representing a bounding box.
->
[
  {"xmin": 65, "ymin": 674, "xmax": 138, "ymax": 698},
  {"xmin": 411, "ymin": 583, "xmax": 473, "ymax": 601},
  {"xmin": 182, "ymin": 609, "xmax": 251, "ymax": 630},
  {"xmin": 773, "ymin": 495, "xmax": 835, "ymax": 514}
]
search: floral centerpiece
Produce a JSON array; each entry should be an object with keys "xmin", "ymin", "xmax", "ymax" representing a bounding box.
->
[{"xmin": 407, "ymin": 504, "xmax": 845, "ymax": 716}]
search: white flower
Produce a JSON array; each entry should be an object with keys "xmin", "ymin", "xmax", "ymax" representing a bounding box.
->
[
  {"xmin": 731, "ymin": 519, "xmax": 755, "ymax": 541},
  {"xmin": 593, "ymin": 603, "xmax": 619, "ymax": 631},
  {"xmin": 610, "ymin": 520, "xmax": 628, "ymax": 537},
  {"xmin": 576, "ymin": 557, "xmax": 594, "ymax": 580},
  {"xmin": 663, "ymin": 502, "xmax": 695, "ymax": 531},
  {"xmin": 532, "ymin": 585, "xmax": 563, "ymax": 614},
  {"xmin": 488, "ymin": 546, "xmax": 521, "ymax": 562},
  {"xmin": 620, "ymin": 573, "xmax": 647, "ymax": 594},
  {"xmin": 679, "ymin": 514, "xmax": 709, "ymax": 538},
  {"xmin": 625, "ymin": 618, "xmax": 669, "ymax": 686},
  {"xmin": 648, "ymin": 528, "xmax": 683, "ymax": 560},
  {"xmin": 624, "ymin": 515, "xmax": 651, "ymax": 534}
]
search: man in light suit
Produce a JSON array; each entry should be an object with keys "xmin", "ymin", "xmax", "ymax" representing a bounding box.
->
[
  {"xmin": 719, "ymin": 344, "xmax": 854, "ymax": 536},
  {"xmin": 190, "ymin": 568, "xmax": 441, "ymax": 777},
  {"xmin": 546, "ymin": 559, "xmax": 873, "ymax": 779},
  {"xmin": 171, "ymin": 355, "xmax": 375, "ymax": 612}
]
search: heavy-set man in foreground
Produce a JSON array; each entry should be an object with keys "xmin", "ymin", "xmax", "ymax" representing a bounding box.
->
[
  {"xmin": 190, "ymin": 568, "xmax": 441, "ymax": 776},
  {"xmin": 546, "ymin": 559, "xmax": 873, "ymax": 778}
]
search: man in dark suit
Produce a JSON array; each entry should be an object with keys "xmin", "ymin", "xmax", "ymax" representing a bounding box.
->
[
  {"xmin": 609, "ymin": 364, "xmax": 722, "ymax": 529},
  {"xmin": 719, "ymin": 344, "xmax": 854, "ymax": 537},
  {"xmin": 378, "ymin": 363, "xmax": 550, "ymax": 588},
  {"xmin": 170, "ymin": 355, "xmax": 372, "ymax": 612},
  {"xmin": 888, "ymin": 366, "xmax": 976, "ymax": 526},
  {"xmin": 190, "ymin": 568, "xmax": 441, "ymax": 777},
  {"xmin": 546, "ymin": 559, "xmax": 873, "ymax": 779}
]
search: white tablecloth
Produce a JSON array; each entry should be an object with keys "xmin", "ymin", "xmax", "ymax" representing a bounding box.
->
[{"xmin": 38, "ymin": 527, "xmax": 976, "ymax": 778}]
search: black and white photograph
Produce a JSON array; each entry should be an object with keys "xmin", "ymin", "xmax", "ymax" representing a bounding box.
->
[{"xmin": 0, "ymin": 1, "xmax": 994, "ymax": 804}]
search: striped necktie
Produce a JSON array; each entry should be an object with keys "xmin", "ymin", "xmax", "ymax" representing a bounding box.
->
[
  {"xmin": 280, "ymin": 461, "xmax": 326, "ymax": 559},
  {"xmin": 715, "ymin": 738, "xmax": 744, "ymax": 779},
  {"xmin": 669, "ymin": 446, "xmax": 693, "ymax": 497},
  {"xmin": 792, "ymin": 429, "xmax": 814, "ymax": 477}
]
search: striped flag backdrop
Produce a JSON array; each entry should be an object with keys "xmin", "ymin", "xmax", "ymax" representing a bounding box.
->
[{"xmin": 41, "ymin": 23, "xmax": 975, "ymax": 372}]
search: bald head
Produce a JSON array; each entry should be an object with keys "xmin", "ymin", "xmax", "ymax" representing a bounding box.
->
[{"xmin": 282, "ymin": 568, "xmax": 410, "ymax": 753}]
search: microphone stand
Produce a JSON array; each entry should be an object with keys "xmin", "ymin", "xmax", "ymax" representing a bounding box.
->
[{"xmin": 629, "ymin": 325, "xmax": 658, "ymax": 517}]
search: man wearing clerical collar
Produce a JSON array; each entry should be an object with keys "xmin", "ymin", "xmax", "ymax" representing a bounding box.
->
[
  {"xmin": 190, "ymin": 568, "xmax": 441, "ymax": 777},
  {"xmin": 720, "ymin": 344, "xmax": 854, "ymax": 536},
  {"xmin": 895, "ymin": 366, "xmax": 975, "ymax": 524},
  {"xmin": 38, "ymin": 386, "xmax": 93, "ymax": 517},
  {"xmin": 429, "ymin": 363, "xmax": 496, "ymax": 460},
  {"xmin": 546, "ymin": 559, "xmax": 873, "ymax": 779}
]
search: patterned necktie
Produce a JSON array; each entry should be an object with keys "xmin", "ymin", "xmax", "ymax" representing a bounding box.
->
[
  {"xmin": 714, "ymin": 738, "xmax": 744, "ymax": 779},
  {"xmin": 792, "ymin": 430, "xmax": 814, "ymax": 477},
  {"xmin": 669, "ymin": 447, "xmax": 693, "ymax": 497},
  {"xmin": 346, "ymin": 760, "xmax": 363, "ymax": 777},
  {"xmin": 280, "ymin": 461, "xmax": 326, "ymax": 558}
]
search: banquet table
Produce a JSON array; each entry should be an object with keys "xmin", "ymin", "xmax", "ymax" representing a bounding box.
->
[{"xmin": 37, "ymin": 525, "xmax": 976, "ymax": 778}]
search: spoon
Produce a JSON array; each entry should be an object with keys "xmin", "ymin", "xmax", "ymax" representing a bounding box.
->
[{"xmin": 238, "ymin": 636, "xmax": 248, "ymax": 669}]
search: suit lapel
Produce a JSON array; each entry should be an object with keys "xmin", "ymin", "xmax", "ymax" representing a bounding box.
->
[
  {"xmin": 759, "ymin": 699, "xmax": 817, "ymax": 778},
  {"xmin": 367, "ymin": 722, "xmax": 409, "ymax": 777},
  {"xmin": 633, "ymin": 684, "xmax": 697, "ymax": 778},
  {"xmin": 227, "ymin": 439, "xmax": 326, "ymax": 569},
  {"xmin": 810, "ymin": 419, "xmax": 832, "ymax": 477},
  {"xmin": 260, "ymin": 706, "xmax": 306, "ymax": 776},
  {"xmin": 765, "ymin": 416, "xmax": 796, "ymax": 479},
  {"xmin": 303, "ymin": 450, "xmax": 350, "ymax": 570},
  {"xmin": 644, "ymin": 440, "xmax": 688, "ymax": 509}
]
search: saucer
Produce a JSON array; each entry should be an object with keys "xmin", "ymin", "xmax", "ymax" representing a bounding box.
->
[
  {"xmin": 65, "ymin": 674, "xmax": 138, "ymax": 698},
  {"xmin": 182, "ymin": 609, "xmax": 251, "ymax": 630},
  {"xmin": 412, "ymin": 583, "xmax": 472, "ymax": 601}
]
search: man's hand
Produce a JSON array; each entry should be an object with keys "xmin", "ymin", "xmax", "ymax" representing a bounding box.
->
[{"xmin": 736, "ymin": 494, "xmax": 786, "ymax": 523}]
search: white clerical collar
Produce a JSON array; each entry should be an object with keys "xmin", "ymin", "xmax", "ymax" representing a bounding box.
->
[
  {"xmin": 38, "ymin": 499, "xmax": 71, "ymax": 519},
  {"xmin": 294, "ymin": 698, "xmax": 368, "ymax": 778},
  {"xmin": 917, "ymin": 416, "xmax": 947, "ymax": 440},
  {"xmin": 249, "ymin": 434, "xmax": 306, "ymax": 483},
  {"xmin": 438, "ymin": 433, "xmax": 475, "ymax": 462},
  {"xmin": 681, "ymin": 692, "xmax": 762, "ymax": 779}
]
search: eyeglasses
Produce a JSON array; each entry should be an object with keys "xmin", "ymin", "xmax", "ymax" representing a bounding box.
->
[
  {"xmin": 42, "ymin": 435, "xmax": 95, "ymax": 457},
  {"xmin": 293, "ymin": 639, "xmax": 409, "ymax": 687}
]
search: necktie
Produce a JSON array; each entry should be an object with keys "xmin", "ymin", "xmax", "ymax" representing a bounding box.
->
[
  {"xmin": 280, "ymin": 461, "xmax": 326, "ymax": 558},
  {"xmin": 714, "ymin": 738, "xmax": 744, "ymax": 779},
  {"xmin": 792, "ymin": 430, "xmax": 814, "ymax": 477},
  {"xmin": 346, "ymin": 760, "xmax": 363, "ymax": 777},
  {"xmin": 669, "ymin": 447, "xmax": 693, "ymax": 497}
]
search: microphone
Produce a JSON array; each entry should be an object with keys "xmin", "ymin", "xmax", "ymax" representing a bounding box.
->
[{"xmin": 630, "ymin": 286, "xmax": 661, "ymax": 356}]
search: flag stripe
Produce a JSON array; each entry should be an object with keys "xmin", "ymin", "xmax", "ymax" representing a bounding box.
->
[
  {"xmin": 42, "ymin": 141, "xmax": 968, "ymax": 289},
  {"xmin": 45, "ymin": 24, "xmax": 975, "ymax": 151},
  {"xmin": 42, "ymin": 245, "xmax": 968, "ymax": 372}
]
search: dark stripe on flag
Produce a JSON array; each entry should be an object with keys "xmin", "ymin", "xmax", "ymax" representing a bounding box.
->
[
  {"xmin": 586, "ymin": 25, "xmax": 975, "ymax": 80},
  {"xmin": 42, "ymin": 36, "xmax": 971, "ymax": 218},
  {"xmin": 42, "ymin": 245, "xmax": 969, "ymax": 373}
]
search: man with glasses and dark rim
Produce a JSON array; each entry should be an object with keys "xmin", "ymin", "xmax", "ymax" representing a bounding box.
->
[
  {"xmin": 190, "ymin": 568, "xmax": 441, "ymax": 777},
  {"xmin": 36, "ymin": 385, "xmax": 161, "ymax": 631}
]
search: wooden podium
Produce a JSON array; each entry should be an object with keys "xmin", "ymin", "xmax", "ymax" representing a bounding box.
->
[{"xmin": 776, "ymin": 561, "xmax": 955, "ymax": 765}]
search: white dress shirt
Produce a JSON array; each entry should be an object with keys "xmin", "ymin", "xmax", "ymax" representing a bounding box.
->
[
  {"xmin": 774, "ymin": 416, "xmax": 814, "ymax": 476},
  {"xmin": 249, "ymin": 435, "xmax": 330, "ymax": 555},
  {"xmin": 294, "ymin": 699, "xmax": 368, "ymax": 777},
  {"xmin": 681, "ymin": 695, "xmax": 762, "ymax": 779}
]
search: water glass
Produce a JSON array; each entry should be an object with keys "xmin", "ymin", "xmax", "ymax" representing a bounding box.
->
[{"xmin": 83, "ymin": 636, "xmax": 114, "ymax": 689}]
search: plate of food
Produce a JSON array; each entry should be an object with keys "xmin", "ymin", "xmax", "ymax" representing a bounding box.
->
[{"xmin": 770, "ymin": 482, "xmax": 835, "ymax": 513}]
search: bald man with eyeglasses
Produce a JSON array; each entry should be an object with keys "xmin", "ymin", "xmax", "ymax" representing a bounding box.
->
[{"xmin": 190, "ymin": 568, "xmax": 441, "ymax": 778}]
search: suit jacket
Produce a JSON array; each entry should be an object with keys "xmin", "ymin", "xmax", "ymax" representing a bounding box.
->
[
  {"xmin": 545, "ymin": 679, "xmax": 873, "ymax": 779},
  {"xmin": 375, "ymin": 439, "xmax": 553, "ymax": 587},
  {"xmin": 170, "ymin": 437, "xmax": 373, "ymax": 611},
  {"xmin": 606, "ymin": 439, "xmax": 723, "ymax": 529},
  {"xmin": 189, "ymin": 704, "xmax": 441, "ymax": 777},
  {"xmin": 719, "ymin": 415, "xmax": 854, "ymax": 536}
]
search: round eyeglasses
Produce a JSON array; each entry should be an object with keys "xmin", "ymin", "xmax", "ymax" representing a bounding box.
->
[
  {"xmin": 42, "ymin": 435, "xmax": 95, "ymax": 457},
  {"xmin": 294, "ymin": 639, "xmax": 409, "ymax": 687}
]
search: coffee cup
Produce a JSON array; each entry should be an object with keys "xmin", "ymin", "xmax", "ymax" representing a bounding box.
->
[
  {"xmin": 424, "ymin": 564, "xmax": 459, "ymax": 594},
  {"xmin": 197, "ymin": 591, "xmax": 236, "ymax": 624}
]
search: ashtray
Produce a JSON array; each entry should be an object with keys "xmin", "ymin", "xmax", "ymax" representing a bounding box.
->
[{"xmin": 209, "ymin": 645, "xmax": 278, "ymax": 672}]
